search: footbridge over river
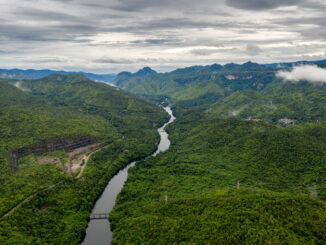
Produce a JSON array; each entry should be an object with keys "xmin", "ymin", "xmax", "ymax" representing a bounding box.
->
[{"xmin": 89, "ymin": 213, "xmax": 109, "ymax": 220}]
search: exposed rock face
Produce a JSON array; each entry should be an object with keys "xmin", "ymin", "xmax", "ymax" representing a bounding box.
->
[
  {"xmin": 7, "ymin": 135, "xmax": 98, "ymax": 170},
  {"xmin": 278, "ymin": 118, "xmax": 296, "ymax": 126},
  {"xmin": 7, "ymin": 148, "xmax": 19, "ymax": 171}
]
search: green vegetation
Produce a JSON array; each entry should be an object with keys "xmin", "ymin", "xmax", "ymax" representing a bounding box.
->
[
  {"xmin": 113, "ymin": 62, "xmax": 277, "ymax": 112},
  {"xmin": 0, "ymin": 74, "xmax": 167, "ymax": 244},
  {"xmin": 207, "ymin": 81, "xmax": 326, "ymax": 123},
  {"xmin": 111, "ymin": 112, "xmax": 326, "ymax": 244},
  {"xmin": 114, "ymin": 63, "xmax": 326, "ymax": 123},
  {"xmin": 2, "ymin": 61, "xmax": 326, "ymax": 244}
]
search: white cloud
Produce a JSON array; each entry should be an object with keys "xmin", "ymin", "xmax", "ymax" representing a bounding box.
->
[
  {"xmin": 0, "ymin": 0, "xmax": 326, "ymax": 72},
  {"xmin": 276, "ymin": 65, "xmax": 326, "ymax": 83},
  {"xmin": 246, "ymin": 44, "xmax": 262, "ymax": 55},
  {"xmin": 13, "ymin": 81, "xmax": 30, "ymax": 92}
]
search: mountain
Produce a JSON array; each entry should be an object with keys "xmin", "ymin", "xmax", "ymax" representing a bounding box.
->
[
  {"xmin": 0, "ymin": 74, "xmax": 167, "ymax": 244},
  {"xmin": 111, "ymin": 111, "xmax": 326, "ymax": 244},
  {"xmin": 134, "ymin": 66, "xmax": 157, "ymax": 76},
  {"xmin": 113, "ymin": 61, "xmax": 326, "ymax": 123},
  {"xmin": 2, "ymin": 59, "xmax": 326, "ymax": 244},
  {"xmin": 114, "ymin": 67, "xmax": 157, "ymax": 86},
  {"xmin": 113, "ymin": 62, "xmax": 277, "ymax": 111},
  {"xmin": 108, "ymin": 60, "xmax": 326, "ymax": 244},
  {"xmin": 265, "ymin": 59, "xmax": 326, "ymax": 67},
  {"xmin": 0, "ymin": 68, "xmax": 116, "ymax": 82},
  {"xmin": 207, "ymin": 80, "xmax": 326, "ymax": 122}
]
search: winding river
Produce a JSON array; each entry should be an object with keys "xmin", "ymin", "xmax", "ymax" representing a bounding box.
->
[{"xmin": 81, "ymin": 106, "xmax": 175, "ymax": 245}]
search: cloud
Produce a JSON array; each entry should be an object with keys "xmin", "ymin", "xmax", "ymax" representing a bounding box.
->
[
  {"xmin": 129, "ymin": 38, "xmax": 180, "ymax": 46},
  {"xmin": 246, "ymin": 44, "xmax": 262, "ymax": 55},
  {"xmin": 190, "ymin": 48, "xmax": 221, "ymax": 56},
  {"xmin": 94, "ymin": 58, "xmax": 134, "ymax": 64},
  {"xmin": 112, "ymin": 0, "xmax": 169, "ymax": 11},
  {"xmin": 14, "ymin": 7, "xmax": 83, "ymax": 22},
  {"xmin": 226, "ymin": 0, "xmax": 303, "ymax": 10},
  {"xmin": 111, "ymin": 0, "xmax": 215, "ymax": 12},
  {"xmin": 0, "ymin": 0, "xmax": 326, "ymax": 72},
  {"xmin": 94, "ymin": 57, "xmax": 173, "ymax": 64},
  {"xmin": 13, "ymin": 81, "xmax": 30, "ymax": 92},
  {"xmin": 276, "ymin": 65, "xmax": 326, "ymax": 83}
]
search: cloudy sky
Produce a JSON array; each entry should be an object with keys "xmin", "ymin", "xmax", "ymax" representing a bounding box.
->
[{"xmin": 1, "ymin": 0, "xmax": 325, "ymax": 73}]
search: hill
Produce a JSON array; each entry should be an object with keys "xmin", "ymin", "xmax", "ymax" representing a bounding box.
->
[
  {"xmin": 110, "ymin": 112, "xmax": 326, "ymax": 244},
  {"xmin": 114, "ymin": 62, "xmax": 326, "ymax": 123},
  {"xmin": 0, "ymin": 74, "xmax": 167, "ymax": 244},
  {"xmin": 0, "ymin": 68, "xmax": 116, "ymax": 82},
  {"xmin": 113, "ymin": 62, "xmax": 277, "ymax": 110},
  {"xmin": 265, "ymin": 59, "xmax": 326, "ymax": 67},
  {"xmin": 207, "ymin": 80, "xmax": 326, "ymax": 123}
]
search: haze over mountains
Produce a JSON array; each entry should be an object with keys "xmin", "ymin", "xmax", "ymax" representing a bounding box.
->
[
  {"xmin": 1, "ymin": 59, "xmax": 326, "ymax": 83},
  {"xmin": 0, "ymin": 59, "xmax": 325, "ymax": 244},
  {"xmin": 112, "ymin": 61, "xmax": 326, "ymax": 123},
  {"xmin": 0, "ymin": 69, "xmax": 116, "ymax": 82},
  {"xmin": 1, "ymin": 0, "xmax": 326, "ymax": 243},
  {"xmin": 108, "ymin": 60, "xmax": 326, "ymax": 244}
]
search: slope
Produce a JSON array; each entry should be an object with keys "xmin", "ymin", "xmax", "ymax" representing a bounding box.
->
[
  {"xmin": 113, "ymin": 62, "xmax": 277, "ymax": 111},
  {"xmin": 207, "ymin": 80, "xmax": 326, "ymax": 123},
  {"xmin": 0, "ymin": 74, "xmax": 167, "ymax": 244},
  {"xmin": 110, "ymin": 112, "xmax": 326, "ymax": 244}
]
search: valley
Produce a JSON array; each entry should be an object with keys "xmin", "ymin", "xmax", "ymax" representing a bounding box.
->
[
  {"xmin": 0, "ymin": 62, "xmax": 325, "ymax": 245},
  {"xmin": 109, "ymin": 63, "xmax": 326, "ymax": 244},
  {"xmin": 0, "ymin": 74, "xmax": 167, "ymax": 244},
  {"xmin": 1, "ymin": 1, "xmax": 326, "ymax": 244},
  {"xmin": 82, "ymin": 106, "xmax": 175, "ymax": 245}
]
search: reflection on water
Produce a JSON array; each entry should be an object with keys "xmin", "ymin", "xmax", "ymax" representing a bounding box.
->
[
  {"xmin": 153, "ymin": 107, "xmax": 176, "ymax": 156},
  {"xmin": 81, "ymin": 106, "xmax": 175, "ymax": 245}
]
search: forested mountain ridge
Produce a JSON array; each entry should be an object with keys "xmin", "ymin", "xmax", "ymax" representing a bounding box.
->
[
  {"xmin": 114, "ymin": 62, "xmax": 326, "ymax": 123},
  {"xmin": 111, "ymin": 112, "xmax": 326, "ymax": 244},
  {"xmin": 0, "ymin": 74, "xmax": 167, "ymax": 244},
  {"xmin": 1, "ymin": 60, "xmax": 325, "ymax": 244},
  {"xmin": 265, "ymin": 59, "xmax": 326, "ymax": 67},
  {"xmin": 110, "ymin": 61, "xmax": 326, "ymax": 244},
  {"xmin": 207, "ymin": 80, "xmax": 326, "ymax": 123},
  {"xmin": 0, "ymin": 68, "xmax": 116, "ymax": 82},
  {"xmin": 113, "ymin": 62, "xmax": 276, "ymax": 103}
]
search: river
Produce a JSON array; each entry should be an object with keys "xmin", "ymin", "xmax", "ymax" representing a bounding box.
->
[{"xmin": 81, "ymin": 106, "xmax": 175, "ymax": 245}]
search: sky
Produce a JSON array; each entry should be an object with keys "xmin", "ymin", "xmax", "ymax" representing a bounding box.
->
[{"xmin": 0, "ymin": 0, "xmax": 326, "ymax": 73}]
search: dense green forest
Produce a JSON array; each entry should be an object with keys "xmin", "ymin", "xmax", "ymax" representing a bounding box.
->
[
  {"xmin": 0, "ymin": 75, "xmax": 167, "ymax": 244},
  {"xmin": 113, "ymin": 62, "xmax": 276, "ymax": 109},
  {"xmin": 1, "ymin": 62, "xmax": 326, "ymax": 244},
  {"xmin": 111, "ymin": 112, "xmax": 326, "ymax": 244},
  {"xmin": 114, "ymin": 63, "xmax": 326, "ymax": 123},
  {"xmin": 110, "ymin": 63, "xmax": 326, "ymax": 244},
  {"xmin": 207, "ymin": 80, "xmax": 326, "ymax": 123}
]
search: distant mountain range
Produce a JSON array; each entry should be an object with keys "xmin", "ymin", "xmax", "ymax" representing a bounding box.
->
[
  {"xmin": 1, "ymin": 59, "xmax": 325, "ymax": 83},
  {"xmin": 265, "ymin": 59, "xmax": 326, "ymax": 67},
  {"xmin": 112, "ymin": 60, "xmax": 326, "ymax": 123},
  {"xmin": 0, "ymin": 69, "xmax": 116, "ymax": 82},
  {"xmin": 114, "ymin": 59, "xmax": 326, "ymax": 85}
]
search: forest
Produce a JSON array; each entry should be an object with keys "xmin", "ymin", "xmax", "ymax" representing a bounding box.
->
[
  {"xmin": 114, "ymin": 63, "xmax": 326, "ymax": 123},
  {"xmin": 110, "ymin": 111, "xmax": 326, "ymax": 244},
  {"xmin": 2, "ymin": 0, "xmax": 326, "ymax": 243},
  {"xmin": 0, "ymin": 75, "xmax": 167, "ymax": 244},
  {"xmin": 110, "ymin": 63, "xmax": 326, "ymax": 244},
  {"xmin": 1, "ymin": 63, "xmax": 325, "ymax": 244}
]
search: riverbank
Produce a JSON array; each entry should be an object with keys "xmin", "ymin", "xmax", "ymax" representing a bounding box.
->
[{"xmin": 81, "ymin": 106, "xmax": 175, "ymax": 245}]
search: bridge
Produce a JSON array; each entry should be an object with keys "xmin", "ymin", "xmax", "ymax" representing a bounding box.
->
[{"xmin": 89, "ymin": 213, "xmax": 109, "ymax": 220}]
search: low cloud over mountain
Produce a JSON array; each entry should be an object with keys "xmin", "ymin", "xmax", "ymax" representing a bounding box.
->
[{"xmin": 277, "ymin": 65, "xmax": 326, "ymax": 83}]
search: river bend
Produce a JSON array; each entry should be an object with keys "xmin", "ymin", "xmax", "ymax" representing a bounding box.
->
[{"xmin": 81, "ymin": 106, "xmax": 175, "ymax": 245}]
